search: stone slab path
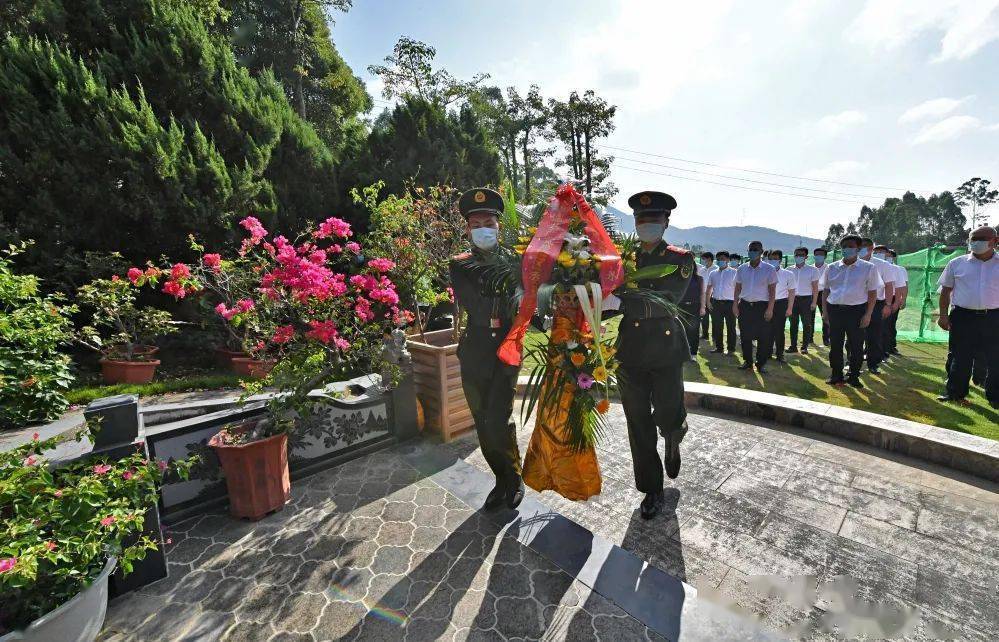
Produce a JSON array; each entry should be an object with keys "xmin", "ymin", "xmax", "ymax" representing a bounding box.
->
[{"xmin": 99, "ymin": 405, "xmax": 999, "ymax": 641}]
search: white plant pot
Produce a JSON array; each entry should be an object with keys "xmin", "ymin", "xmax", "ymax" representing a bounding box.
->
[{"xmin": 0, "ymin": 557, "xmax": 117, "ymax": 642}]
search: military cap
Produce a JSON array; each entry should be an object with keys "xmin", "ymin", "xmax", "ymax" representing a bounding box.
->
[
  {"xmin": 458, "ymin": 188, "xmax": 504, "ymax": 220},
  {"xmin": 627, "ymin": 191, "xmax": 677, "ymax": 216}
]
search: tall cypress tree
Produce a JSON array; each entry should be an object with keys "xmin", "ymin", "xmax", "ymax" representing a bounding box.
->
[{"xmin": 0, "ymin": 0, "xmax": 341, "ymax": 288}]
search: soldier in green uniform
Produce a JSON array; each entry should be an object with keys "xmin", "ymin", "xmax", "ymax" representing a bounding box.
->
[
  {"xmin": 448, "ymin": 188, "xmax": 525, "ymax": 510},
  {"xmin": 614, "ymin": 191, "xmax": 694, "ymax": 519}
]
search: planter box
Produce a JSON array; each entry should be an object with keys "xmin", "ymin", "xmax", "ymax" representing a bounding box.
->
[{"xmin": 407, "ymin": 329, "xmax": 472, "ymax": 442}]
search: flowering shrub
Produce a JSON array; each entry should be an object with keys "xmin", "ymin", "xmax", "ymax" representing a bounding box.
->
[
  {"xmin": 133, "ymin": 214, "xmax": 405, "ymax": 442},
  {"xmin": 0, "ymin": 430, "xmax": 193, "ymax": 633},
  {"xmin": 75, "ymin": 277, "xmax": 177, "ymax": 361},
  {"xmin": 0, "ymin": 243, "xmax": 76, "ymax": 428},
  {"xmin": 353, "ymin": 183, "xmax": 467, "ymax": 336}
]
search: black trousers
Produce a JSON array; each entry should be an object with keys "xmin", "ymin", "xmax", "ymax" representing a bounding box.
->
[
  {"xmin": 828, "ymin": 303, "xmax": 866, "ymax": 378},
  {"xmin": 789, "ymin": 295, "xmax": 815, "ymax": 349},
  {"xmin": 737, "ymin": 300, "xmax": 772, "ymax": 367},
  {"xmin": 679, "ymin": 302, "xmax": 700, "ymax": 356},
  {"xmin": 817, "ymin": 291, "xmax": 829, "ymax": 345},
  {"xmin": 864, "ymin": 300, "xmax": 886, "ymax": 368},
  {"xmin": 769, "ymin": 298, "xmax": 789, "ymax": 359},
  {"xmin": 710, "ymin": 298, "xmax": 736, "ymax": 352},
  {"xmin": 945, "ymin": 307, "xmax": 998, "ymax": 404},
  {"xmin": 882, "ymin": 309, "xmax": 899, "ymax": 353},
  {"xmin": 700, "ymin": 306, "xmax": 710, "ymax": 339},
  {"xmin": 458, "ymin": 342, "xmax": 522, "ymax": 489},
  {"xmin": 619, "ymin": 363, "xmax": 687, "ymax": 493}
]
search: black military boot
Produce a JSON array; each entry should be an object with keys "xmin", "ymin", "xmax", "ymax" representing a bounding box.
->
[
  {"xmin": 483, "ymin": 484, "xmax": 505, "ymax": 511},
  {"xmin": 665, "ymin": 434, "xmax": 682, "ymax": 479},
  {"xmin": 506, "ymin": 476, "xmax": 525, "ymax": 509},
  {"xmin": 640, "ymin": 489, "xmax": 664, "ymax": 520}
]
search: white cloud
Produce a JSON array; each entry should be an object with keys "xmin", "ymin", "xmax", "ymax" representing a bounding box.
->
[
  {"xmin": 805, "ymin": 160, "xmax": 870, "ymax": 180},
  {"xmin": 986, "ymin": 123, "xmax": 999, "ymax": 131},
  {"xmin": 812, "ymin": 110, "xmax": 868, "ymax": 138},
  {"xmin": 898, "ymin": 96, "xmax": 974, "ymax": 124},
  {"xmin": 849, "ymin": 0, "xmax": 999, "ymax": 62},
  {"xmin": 911, "ymin": 115, "xmax": 982, "ymax": 144}
]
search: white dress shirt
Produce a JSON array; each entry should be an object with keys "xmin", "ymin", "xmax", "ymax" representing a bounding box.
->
[
  {"xmin": 814, "ymin": 262, "xmax": 828, "ymax": 285},
  {"xmin": 707, "ymin": 267, "xmax": 737, "ymax": 300},
  {"xmin": 698, "ymin": 263, "xmax": 718, "ymax": 297},
  {"xmin": 938, "ymin": 253, "xmax": 999, "ymax": 310},
  {"xmin": 893, "ymin": 264, "xmax": 908, "ymax": 286},
  {"xmin": 775, "ymin": 267, "xmax": 797, "ymax": 300},
  {"xmin": 792, "ymin": 264, "xmax": 820, "ymax": 297},
  {"xmin": 864, "ymin": 256, "xmax": 897, "ymax": 301},
  {"xmin": 821, "ymin": 259, "xmax": 884, "ymax": 305},
  {"xmin": 735, "ymin": 261, "xmax": 778, "ymax": 302}
]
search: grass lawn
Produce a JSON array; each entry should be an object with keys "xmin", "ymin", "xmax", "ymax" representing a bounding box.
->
[
  {"xmin": 66, "ymin": 374, "xmax": 243, "ymax": 407},
  {"xmin": 525, "ymin": 320, "xmax": 998, "ymax": 441}
]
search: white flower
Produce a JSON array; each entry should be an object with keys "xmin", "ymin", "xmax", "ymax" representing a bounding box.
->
[
  {"xmin": 566, "ymin": 340, "xmax": 579, "ymax": 349},
  {"xmin": 577, "ymin": 251, "xmax": 591, "ymax": 260}
]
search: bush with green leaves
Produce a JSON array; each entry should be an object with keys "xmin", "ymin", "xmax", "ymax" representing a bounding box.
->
[
  {"xmin": 75, "ymin": 277, "xmax": 177, "ymax": 361},
  {"xmin": 0, "ymin": 429, "xmax": 194, "ymax": 633},
  {"xmin": 0, "ymin": 244, "xmax": 75, "ymax": 429}
]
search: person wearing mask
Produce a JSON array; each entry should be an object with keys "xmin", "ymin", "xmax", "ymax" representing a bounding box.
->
[
  {"xmin": 859, "ymin": 238, "xmax": 896, "ymax": 375},
  {"xmin": 936, "ymin": 226, "xmax": 998, "ymax": 408},
  {"xmin": 880, "ymin": 246, "xmax": 907, "ymax": 358},
  {"xmin": 698, "ymin": 252, "xmax": 718, "ymax": 344},
  {"xmin": 813, "ymin": 247, "xmax": 830, "ymax": 346},
  {"xmin": 448, "ymin": 188, "xmax": 525, "ymax": 510},
  {"xmin": 821, "ymin": 235, "xmax": 882, "ymax": 388},
  {"xmin": 733, "ymin": 241, "xmax": 777, "ymax": 373},
  {"xmin": 706, "ymin": 250, "xmax": 738, "ymax": 354},
  {"xmin": 788, "ymin": 247, "xmax": 820, "ymax": 355},
  {"xmin": 615, "ymin": 191, "xmax": 695, "ymax": 518},
  {"xmin": 767, "ymin": 250, "xmax": 796, "ymax": 363}
]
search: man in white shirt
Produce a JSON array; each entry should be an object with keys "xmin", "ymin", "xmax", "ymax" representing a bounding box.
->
[
  {"xmin": 936, "ymin": 226, "xmax": 998, "ymax": 407},
  {"xmin": 733, "ymin": 241, "xmax": 778, "ymax": 373},
  {"xmin": 706, "ymin": 250, "xmax": 738, "ymax": 354},
  {"xmin": 698, "ymin": 252, "xmax": 718, "ymax": 344},
  {"xmin": 882, "ymin": 247, "xmax": 908, "ymax": 357},
  {"xmin": 767, "ymin": 250, "xmax": 796, "ymax": 363},
  {"xmin": 821, "ymin": 234, "xmax": 883, "ymax": 388},
  {"xmin": 813, "ymin": 247, "xmax": 830, "ymax": 346},
  {"xmin": 788, "ymin": 246, "xmax": 820, "ymax": 355},
  {"xmin": 860, "ymin": 238, "xmax": 896, "ymax": 374}
]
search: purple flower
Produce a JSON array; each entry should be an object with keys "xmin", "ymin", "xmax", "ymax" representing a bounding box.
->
[
  {"xmin": 0, "ymin": 558, "xmax": 16, "ymax": 574},
  {"xmin": 577, "ymin": 373, "xmax": 595, "ymax": 389}
]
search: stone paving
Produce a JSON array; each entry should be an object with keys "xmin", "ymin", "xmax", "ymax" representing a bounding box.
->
[{"xmin": 99, "ymin": 404, "xmax": 999, "ymax": 641}]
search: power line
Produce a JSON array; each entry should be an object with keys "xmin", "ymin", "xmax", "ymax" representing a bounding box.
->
[
  {"xmin": 604, "ymin": 144, "xmax": 932, "ymax": 193},
  {"xmin": 614, "ymin": 163, "xmax": 866, "ymax": 204},
  {"xmin": 614, "ymin": 155, "xmax": 884, "ymax": 199}
]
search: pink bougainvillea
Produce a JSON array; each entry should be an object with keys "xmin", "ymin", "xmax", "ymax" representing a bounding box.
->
[
  {"xmin": 367, "ymin": 258, "xmax": 396, "ymax": 273},
  {"xmin": 0, "ymin": 558, "xmax": 16, "ymax": 574},
  {"xmin": 202, "ymin": 254, "xmax": 222, "ymax": 272},
  {"xmin": 272, "ymin": 325, "xmax": 295, "ymax": 344},
  {"xmin": 314, "ymin": 216, "xmax": 352, "ymax": 240},
  {"xmin": 92, "ymin": 464, "xmax": 111, "ymax": 475},
  {"xmin": 99, "ymin": 516, "xmax": 116, "ymax": 527},
  {"xmin": 345, "ymin": 242, "xmax": 361, "ymax": 253},
  {"xmin": 127, "ymin": 267, "xmax": 143, "ymax": 284}
]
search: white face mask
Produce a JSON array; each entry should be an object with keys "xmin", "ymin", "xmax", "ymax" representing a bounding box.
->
[
  {"xmin": 969, "ymin": 240, "xmax": 991, "ymax": 254},
  {"xmin": 636, "ymin": 223, "xmax": 666, "ymax": 244},
  {"xmin": 860, "ymin": 247, "xmax": 872, "ymax": 259},
  {"xmin": 470, "ymin": 227, "xmax": 498, "ymax": 250},
  {"xmin": 873, "ymin": 252, "xmax": 887, "ymax": 261}
]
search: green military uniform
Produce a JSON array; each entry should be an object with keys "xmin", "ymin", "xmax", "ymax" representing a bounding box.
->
[
  {"xmin": 617, "ymin": 191, "xmax": 694, "ymax": 495},
  {"xmin": 449, "ymin": 189, "xmax": 522, "ymax": 496}
]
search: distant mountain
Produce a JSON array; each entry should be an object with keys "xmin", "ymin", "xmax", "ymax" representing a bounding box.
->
[{"xmin": 601, "ymin": 205, "xmax": 823, "ymax": 253}]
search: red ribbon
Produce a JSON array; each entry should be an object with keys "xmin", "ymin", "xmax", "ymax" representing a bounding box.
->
[{"xmin": 497, "ymin": 184, "xmax": 624, "ymax": 366}]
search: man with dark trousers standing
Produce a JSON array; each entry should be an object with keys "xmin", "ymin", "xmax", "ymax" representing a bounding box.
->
[
  {"xmin": 859, "ymin": 237, "xmax": 896, "ymax": 375},
  {"xmin": 788, "ymin": 247, "xmax": 820, "ymax": 354},
  {"xmin": 698, "ymin": 252, "xmax": 717, "ymax": 343},
  {"xmin": 448, "ymin": 188, "xmax": 525, "ymax": 510},
  {"xmin": 936, "ymin": 226, "xmax": 998, "ymax": 408},
  {"xmin": 615, "ymin": 190, "xmax": 694, "ymax": 519},
  {"xmin": 733, "ymin": 241, "xmax": 777, "ymax": 374},
  {"xmin": 767, "ymin": 249, "xmax": 796, "ymax": 363},
  {"xmin": 821, "ymin": 234, "xmax": 882, "ymax": 388},
  {"xmin": 679, "ymin": 261, "xmax": 703, "ymax": 359},
  {"xmin": 813, "ymin": 247, "xmax": 830, "ymax": 346},
  {"xmin": 706, "ymin": 250, "xmax": 737, "ymax": 354},
  {"xmin": 883, "ymin": 248, "xmax": 907, "ymax": 356}
]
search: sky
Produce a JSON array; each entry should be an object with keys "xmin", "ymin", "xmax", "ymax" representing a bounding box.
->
[{"xmin": 331, "ymin": 0, "xmax": 999, "ymax": 237}]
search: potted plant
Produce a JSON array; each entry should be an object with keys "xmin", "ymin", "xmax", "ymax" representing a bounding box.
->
[
  {"xmin": 75, "ymin": 276, "xmax": 177, "ymax": 384},
  {"xmin": 156, "ymin": 214, "xmax": 404, "ymax": 519},
  {"xmin": 0, "ymin": 431, "xmax": 192, "ymax": 641},
  {"xmin": 353, "ymin": 183, "xmax": 475, "ymax": 440}
]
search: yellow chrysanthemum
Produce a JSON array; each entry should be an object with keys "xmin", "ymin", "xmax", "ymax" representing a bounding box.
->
[
  {"xmin": 599, "ymin": 345, "xmax": 616, "ymax": 360},
  {"xmin": 570, "ymin": 352, "xmax": 586, "ymax": 367},
  {"xmin": 592, "ymin": 366, "xmax": 608, "ymax": 382},
  {"xmin": 557, "ymin": 251, "xmax": 575, "ymax": 268}
]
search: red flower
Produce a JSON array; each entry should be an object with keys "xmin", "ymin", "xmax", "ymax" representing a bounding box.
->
[
  {"xmin": 122, "ymin": 470, "xmax": 134, "ymax": 480},
  {"xmin": 127, "ymin": 267, "xmax": 143, "ymax": 284},
  {"xmin": 157, "ymin": 460, "xmax": 168, "ymax": 472},
  {"xmin": 92, "ymin": 464, "xmax": 111, "ymax": 475},
  {"xmin": 367, "ymin": 258, "xmax": 396, "ymax": 273},
  {"xmin": 100, "ymin": 516, "xmax": 116, "ymax": 527},
  {"xmin": 202, "ymin": 254, "xmax": 222, "ymax": 272},
  {"xmin": 45, "ymin": 541, "xmax": 57, "ymax": 552},
  {"xmin": 170, "ymin": 263, "xmax": 191, "ymax": 281},
  {"xmin": 272, "ymin": 325, "xmax": 295, "ymax": 344},
  {"xmin": 314, "ymin": 216, "xmax": 352, "ymax": 240},
  {"xmin": 162, "ymin": 280, "xmax": 186, "ymax": 299},
  {"xmin": 32, "ymin": 432, "xmax": 39, "ymax": 441}
]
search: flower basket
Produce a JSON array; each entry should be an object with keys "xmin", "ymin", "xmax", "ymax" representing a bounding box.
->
[
  {"xmin": 230, "ymin": 357, "xmax": 276, "ymax": 380},
  {"xmin": 209, "ymin": 425, "xmax": 290, "ymax": 520},
  {"xmin": 98, "ymin": 358, "xmax": 160, "ymax": 384},
  {"xmin": 0, "ymin": 557, "xmax": 117, "ymax": 642},
  {"xmin": 407, "ymin": 328, "xmax": 472, "ymax": 441}
]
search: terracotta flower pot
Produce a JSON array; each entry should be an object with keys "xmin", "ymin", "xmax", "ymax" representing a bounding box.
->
[
  {"xmin": 231, "ymin": 357, "xmax": 276, "ymax": 379},
  {"xmin": 209, "ymin": 429, "xmax": 290, "ymax": 520},
  {"xmin": 214, "ymin": 347, "xmax": 249, "ymax": 370},
  {"xmin": 99, "ymin": 359, "xmax": 160, "ymax": 384}
]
